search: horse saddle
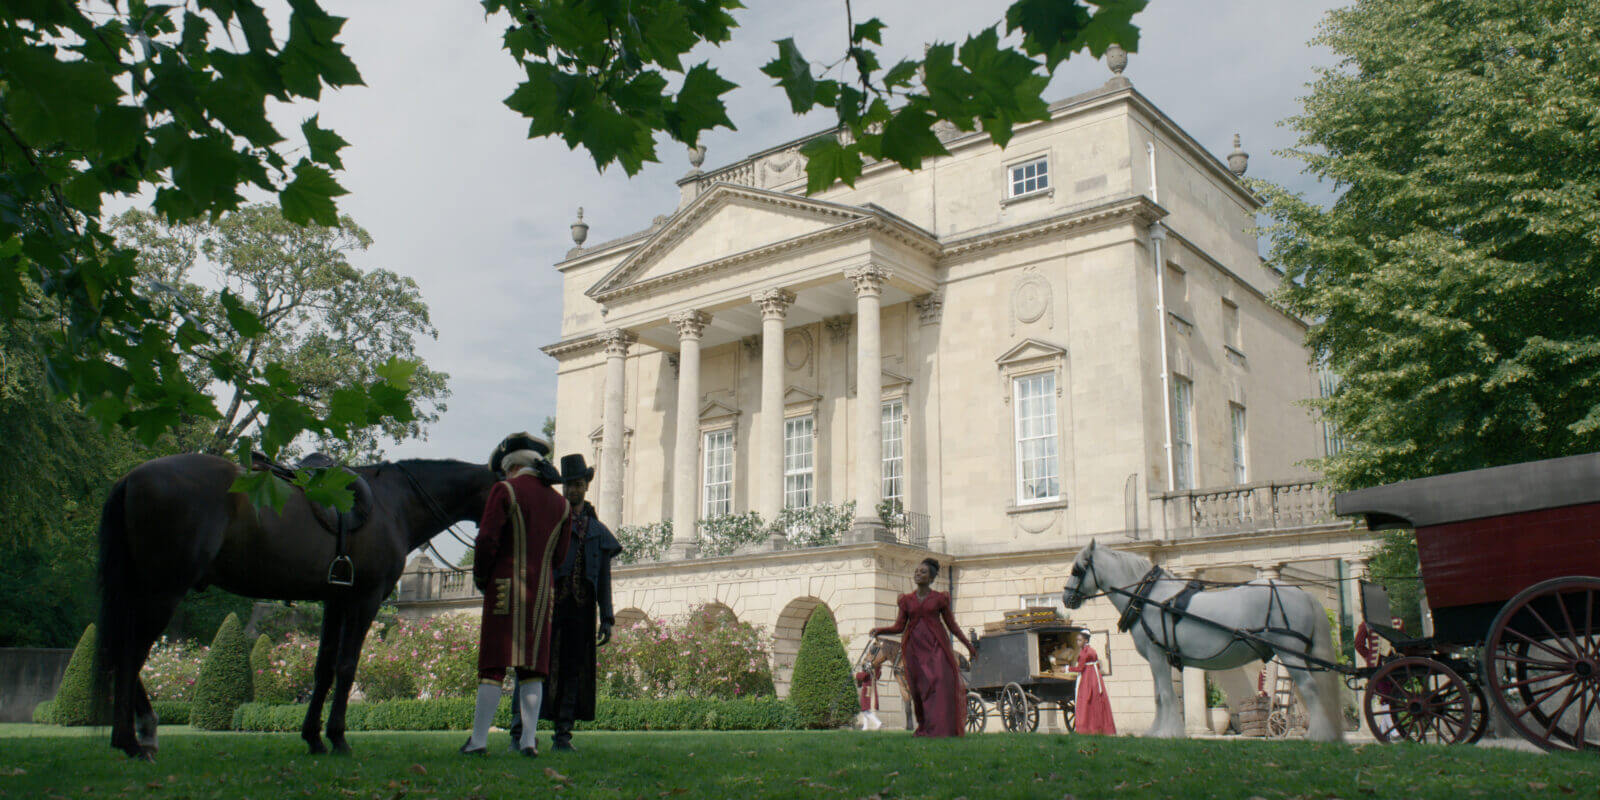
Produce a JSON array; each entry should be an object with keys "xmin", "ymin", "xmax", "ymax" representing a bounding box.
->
[{"xmin": 250, "ymin": 451, "xmax": 374, "ymax": 535}]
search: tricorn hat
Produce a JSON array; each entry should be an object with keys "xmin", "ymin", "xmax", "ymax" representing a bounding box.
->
[
  {"xmin": 490, "ymin": 432, "xmax": 552, "ymax": 477},
  {"xmin": 558, "ymin": 453, "xmax": 595, "ymax": 483}
]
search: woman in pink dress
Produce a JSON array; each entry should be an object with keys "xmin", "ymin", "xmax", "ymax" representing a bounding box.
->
[
  {"xmin": 1070, "ymin": 629, "xmax": 1116, "ymax": 735},
  {"xmin": 869, "ymin": 558, "xmax": 977, "ymax": 737}
]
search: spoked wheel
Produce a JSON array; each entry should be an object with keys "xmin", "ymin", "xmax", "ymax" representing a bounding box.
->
[
  {"xmin": 1364, "ymin": 657, "xmax": 1474, "ymax": 745},
  {"xmin": 1483, "ymin": 576, "xmax": 1600, "ymax": 752},
  {"xmin": 1465, "ymin": 680, "xmax": 1490, "ymax": 744},
  {"xmin": 1267, "ymin": 710, "xmax": 1289, "ymax": 738},
  {"xmin": 1062, "ymin": 699, "xmax": 1076, "ymax": 733},
  {"xmin": 999, "ymin": 682, "xmax": 1038, "ymax": 732},
  {"xmin": 965, "ymin": 692, "xmax": 987, "ymax": 734}
]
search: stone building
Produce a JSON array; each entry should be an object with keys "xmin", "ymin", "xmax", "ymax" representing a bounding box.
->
[{"xmin": 398, "ymin": 55, "xmax": 1379, "ymax": 734}]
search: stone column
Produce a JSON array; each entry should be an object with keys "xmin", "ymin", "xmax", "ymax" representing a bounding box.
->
[
  {"xmin": 669, "ymin": 310, "xmax": 710, "ymax": 559},
  {"xmin": 847, "ymin": 265, "xmax": 892, "ymax": 542},
  {"xmin": 1255, "ymin": 562, "xmax": 1285, "ymax": 702},
  {"xmin": 1344, "ymin": 556, "xmax": 1371, "ymax": 737},
  {"xmin": 597, "ymin": 329, "xmax": 635, "ymax": 525},
  {"xmin": 753, "ymin": 289, "xmax": 795, "ymax": 540}
]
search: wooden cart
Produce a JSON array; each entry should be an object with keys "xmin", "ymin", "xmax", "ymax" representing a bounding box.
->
[
  {"xmin": 963, "ymin": 623, "xmax": 1085, "ymax": 733},
  {"xmin": 1336, "ymin": 451, "xmax": 1600, "ymax": 752}
]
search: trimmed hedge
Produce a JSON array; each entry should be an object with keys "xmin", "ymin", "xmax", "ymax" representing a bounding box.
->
[
  {"xmin": 52, "ymin": 624, "xmax": 101, "ymax": 726},
  {"xmin": 788, "ymin": 607, "xmax": 857, "ymax": 728},
  {"xmin": 151, "ymin": 700, "xmax": 191, "ymax": 726},
  {"xmin": 33, "ymin": 699, "xmax": 188, "ymax": 726},
  {"xmin": 248, "ymin": 634, "xmax": 274, "ymax": 702},
  {"xmin": 234, "ymin": 696, "xmax": 799, "ymax": 732},
  {"xmin": 192, "ymin": 613, "xmax": 253, "ymax": 730}
]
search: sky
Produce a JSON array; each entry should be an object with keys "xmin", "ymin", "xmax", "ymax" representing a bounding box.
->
[{"xmin": 290, "ymin": 0, "xmax": 1348, "ymax": 558}]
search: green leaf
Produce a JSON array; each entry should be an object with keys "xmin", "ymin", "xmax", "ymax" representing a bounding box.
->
[
  {"xmin": 375, "ymin": 356, "xmax": 419, "ymax": 391},
  {"xmin": 668, "ymin": 63, "xmax": 737, "ymax": 145},
  {"xmin": 299, "ymin": 465, "xmax": 356, "ymax": 511},
  {"xmin": 882, "ymin": 59, "xmax": 919, "ymax": 89},
  {"xmin": 0, "ymin": 44, "xmax": 121, "ymax": 148},
  {"xmin": 637, "ymin": 2, "xmax": 698, "ymax": 72},
  {"xmin": 761, "ymin": 38, "xmax": 817, "ymax": 113},
  {"xmin": 301, "ymin": 115, "xmax": 350, "ymax": 170},
  {"xmin": 94, "ymin": 105, "xmax": 147, "ymax": 160},
  {"xmin": 198, "ymin": 75, "xmax": 284, "ymax": 148},
  {"xmin": 327, "ymin": 386, "xmax": 370, "ymax": 429},
  {"xmin": 800, "ymin": 136, "xmax": 863, "ymax": 193},
  {"xmin": 167, "ymin": 134, "xmax": 247, "ymax": 217},
  {"xmin": 279, "ymin": 160, "xmax": 347, "ymax": 226},
  {"xmin": 231, "ymin": 470, "xmax": 296, "ymax": 513},
  {"xmin": 279, "ymin": 1, "xmax": 364, "ymax": 99},
  {"xmin": 853, "ymin": 18, "xmax": 885, "ymax": 46},
  {"xmin": 218, "ymin": 291, "xmax": 268, "ymax": 338}
]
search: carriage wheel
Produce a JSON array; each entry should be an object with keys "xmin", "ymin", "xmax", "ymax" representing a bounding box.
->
[
  {"xmin": 1363, "ymin": 657, "xmax": 1473, "ymax": 745},
  {"xmin": 1062, "ymin": 698, "xmax": 1076, "ymax": 733},
  {"xmin": 1483, "ymin": 576, "xmax": 1600, "ymax": 752},
  {"xmin": 1267, "ymin": 709, "xmax": 1289, "ymax": 739},
  {"xmin": 965, "ymin": 692, "xmax": 987, "ymax": 734},
  {"xmin": 999, "ymin": 682, "xmax": 1038, "ymax": 732},
  {"xmin": 1465, "ymin": 680, "xmax": 1490, "ymax": 744}
]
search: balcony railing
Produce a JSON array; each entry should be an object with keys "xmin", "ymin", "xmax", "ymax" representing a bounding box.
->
[
  {"xmin": 1151, "ymin": 480, "xmax": 1339, "ymax": 539},
  {"xmin": 395, "ymin": 566, "xmax": 478, "ymax": 604},
  {"xmin": 885, "ymin": 511, "xmax": 931, "ymax": 548}
]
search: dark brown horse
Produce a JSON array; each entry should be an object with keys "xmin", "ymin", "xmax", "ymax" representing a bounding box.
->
[{"xmin": 95, "ymin": 453, "xmax": 495, "ymax": 759}]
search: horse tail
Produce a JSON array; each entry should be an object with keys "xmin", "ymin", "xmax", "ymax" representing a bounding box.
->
[{"xmin": 93, "ymin": 478, "xmax": 133, "ymax": 723}]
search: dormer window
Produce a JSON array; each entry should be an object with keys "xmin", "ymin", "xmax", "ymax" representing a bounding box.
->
[{"xmin": 1008, "ymin": 156, "xmax": 1050, "ymax": 199}]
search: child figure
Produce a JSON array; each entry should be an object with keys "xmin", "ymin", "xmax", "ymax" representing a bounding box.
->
[{"xmin": 855, "ymin": 667, "xmax": 883, "ymax": 730}]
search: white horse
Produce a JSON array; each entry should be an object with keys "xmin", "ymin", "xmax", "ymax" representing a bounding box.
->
[{"xmin": 1061, "ymin": 540, "xmax": 1345, "ymax": 742}]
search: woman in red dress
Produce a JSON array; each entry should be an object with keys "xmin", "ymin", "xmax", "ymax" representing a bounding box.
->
[
  {"xmin": 869, "ymin": 558, "xmax": 976, "ymax": 737},
  {"xmin": 1069, "ymin": 629, "xmax": 1116, "ymax": 735}
]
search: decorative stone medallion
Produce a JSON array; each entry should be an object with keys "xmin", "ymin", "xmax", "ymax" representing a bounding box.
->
[
  {"xmin": 784, "ymin": 329, "xmax": 813, "ymax": 372},
  {"xmin": 1011, "ymin": 272, "xmax": 1052, "ymax": 333}
]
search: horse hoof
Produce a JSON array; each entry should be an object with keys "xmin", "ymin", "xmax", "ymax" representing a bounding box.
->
[
  {"xmin": 330, "ymin": 741, "xmax": 352, "ymax": 756},
  {"xmin": 305, "ymin": 740, "xmax": 327, "ymax": 755}
]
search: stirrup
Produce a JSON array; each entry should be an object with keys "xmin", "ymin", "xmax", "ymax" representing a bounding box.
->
[{"xmin": 326, "ymin": 556, "xmax": 355, "ymax": 587}]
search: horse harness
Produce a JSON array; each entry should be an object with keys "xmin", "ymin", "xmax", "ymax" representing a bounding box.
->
[
  {"xmin": 250, "ymin": 451, "xmax": 375, "ymax": 587},
  {"xmin": 1072, "ymin": 551, "xmax": 1332, "ymax": 672}
]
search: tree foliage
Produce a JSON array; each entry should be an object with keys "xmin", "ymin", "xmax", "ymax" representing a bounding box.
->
[
  {"xmin": 1364, "ymin": 530, "xmax": 1423, "ymax": 634},
  {"xmin": 111, "ymin": 204, "xmax": 448, "ymax": 461},
  {"xmin": 1, "ymin": 1, "xmax": 415, "ymax": 511},
  {"xmin": 488, "ymin": 0, "xmax": 1146, "ymax": 191},
  {"xmin": 1259, "ymin": 0, "xmax": 1600, "ymax": 490}
]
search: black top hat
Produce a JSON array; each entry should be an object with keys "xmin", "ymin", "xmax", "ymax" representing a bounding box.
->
[
  {"xmin": 490, "ymin": 432, "xmax": 552, "ymax": 476},
  {"xmin": 558, "ymin": 454, "xmax": 595, "ymax": 483}
]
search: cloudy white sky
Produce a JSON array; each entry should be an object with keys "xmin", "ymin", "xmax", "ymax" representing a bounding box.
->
[{"xmin": 289, "ymin": 0, "xmax": 1347, "ymax": 556}]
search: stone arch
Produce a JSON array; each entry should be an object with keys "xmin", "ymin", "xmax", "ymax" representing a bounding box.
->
[
  {"xmin": 615, "ymin": 607, "xmax": 648, "ymax": 631},
  {"xmin": 772, "ymin": 596, "xmax": 829, "ymax": 698}
]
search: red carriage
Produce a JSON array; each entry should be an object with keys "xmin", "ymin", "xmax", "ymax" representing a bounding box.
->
[{"xmin": 1335, "ymin": 452, "xmax": 1600, "ymax": 751}]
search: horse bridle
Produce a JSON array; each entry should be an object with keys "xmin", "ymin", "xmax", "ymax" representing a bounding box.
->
[
  {"xmin": 1063, "ymin": 550, "xmax": 1110, "ymax": 608},
  {"xmin": 393, "ymin": 463, "xmax": 479, "ymax": 574}
]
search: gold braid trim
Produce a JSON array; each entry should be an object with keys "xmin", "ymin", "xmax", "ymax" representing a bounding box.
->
[
  {"xmin": 524, "ymin": 498, "xmax": 570, "ymax": 668},
  {"xmin": 502, "ymin": 481, "xmax": 528, "ymax": 664}
]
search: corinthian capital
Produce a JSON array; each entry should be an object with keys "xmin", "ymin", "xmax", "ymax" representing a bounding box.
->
[
  {"xmin": 751, "ymin": 288, "xmax": 797, "ymax": 320},
  {"xmin": 601, "ymin": 328, "xmax": 637, "ymax": 357},
  {"xmin": 845, "ymin": 264, "xmax": 893, "ymax": 298},
  {"xmin": 670, "ymin": 310, "xmax": 711, "ymax": 341}
]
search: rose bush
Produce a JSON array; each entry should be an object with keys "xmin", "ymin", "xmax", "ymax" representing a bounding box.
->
[
  {"xmin": 358, "ymin": 614, "xmax": 479, "ymax": 700},
  {"xmin": 141, "ymin": 637, "xmax": 207, "ymax": 702},
  {"xmin": 599, "ymin": 603, "xmax": 775, "ymax": 700}
]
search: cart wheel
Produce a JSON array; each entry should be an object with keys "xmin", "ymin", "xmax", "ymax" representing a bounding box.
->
[
  {"xmin": 1482, "ymin": 576, "xmax": 1600, "ymax": 752},
  {"xmin": 1062, "ymin": 699, "xmax": 1076, "ymax": 733},
  {"xmin": 1364, "ymin": 657, "xmax": 1473, "ymax": 745},
  {"xmin": 1465, "ymin": 680, "xmax": 1490, "ymax": 744},
  {"xmin": 999, "ymin": 682, "xmax": 1037, "ymax": 732},
  {"xmin": 966, "ymin": 692, "xmax": 987, "ymax": 734},
  {"xmin": 1267, "ymin": 709, "xmax": 1289, "ymax": 739}
]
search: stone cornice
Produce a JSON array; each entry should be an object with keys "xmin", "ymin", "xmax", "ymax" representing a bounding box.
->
[
  {"xmin": 539, "ymin": 333, "xmax": 604, "ymax": 360},
  {"xmin": 941, "ymin": 195, "xmax": 1168, "ymax": 262}
]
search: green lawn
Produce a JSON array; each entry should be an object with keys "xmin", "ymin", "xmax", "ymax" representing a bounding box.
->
[{"xmin": 0, "ymin": 724, "xmax": 1592, "ymax": 799}]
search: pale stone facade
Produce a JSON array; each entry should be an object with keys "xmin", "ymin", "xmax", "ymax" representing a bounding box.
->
[{"xmin": 398, "ymin": 64, "xmax": 1380, "ymax": 734}]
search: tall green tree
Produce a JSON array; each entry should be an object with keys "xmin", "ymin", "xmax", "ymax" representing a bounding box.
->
[
  {"xmin": 111, "ymin": 205, "xmax": 448, "ymax": 462},
  {"xmin": 1259, "ymin": 0, "xmax": 1600, "ymax": 491},
  {"xmin": 1, "ymin": 2, "xmax": 1144, "ymax": 490}
]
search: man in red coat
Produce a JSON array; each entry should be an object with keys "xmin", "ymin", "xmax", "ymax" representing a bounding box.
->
[{"xmin": 461, "ymin": 435, "xmax": 570, "ymax": 757}]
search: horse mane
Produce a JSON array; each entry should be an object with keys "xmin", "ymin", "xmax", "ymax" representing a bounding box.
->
[{"xmin": 355, "ymin": 458, "xmax": 481, "ymax": 478}]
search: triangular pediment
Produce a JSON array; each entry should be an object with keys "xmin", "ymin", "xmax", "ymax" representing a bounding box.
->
[
  {"xmin": 699, "ymin": 398, "xmax": 740, "ymax": 423},
  {"xmin": 996, "ymin": 338, "xmax": 1068, "ymax": 368},
  {"xmin": 588, "ymin": 184, "xmax": 872, "ymax": 297},
  {"xmin": 588, "ymin": 424, "xmax": 634, "ymax": 441},
  {"xmin": 783, "ymin": 386, "xmax": 822, "ymax": 406},
  {"xmin": 849, "ymin": 368, "xmax": 914, "ymax": 396}
]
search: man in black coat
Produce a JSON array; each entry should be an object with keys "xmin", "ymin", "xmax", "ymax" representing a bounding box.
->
[{"xmin": 509, "ymin": 453, "xmax": 621, "ymax": 752}]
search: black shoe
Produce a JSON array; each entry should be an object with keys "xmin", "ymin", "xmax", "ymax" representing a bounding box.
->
[
  {"xmin": 459, "ymin": 738, "xmax": 487, "ymax": 756},
  {"xmin": 520, "ymin": 746, "xmax": 539, "ymax": 758},
  {"xmin": 552, "ymin": 740, "xmax": 576, "ymax": 752}
]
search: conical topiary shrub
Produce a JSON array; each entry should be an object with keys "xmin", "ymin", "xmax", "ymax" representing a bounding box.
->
[
  {"xmin": 191, "ymin": 613, "xmax": 253, "ymax": 730},
  {"xmin": 52, "ymin": 623, "xmax": 101, "ymax": 726},
  {"xmin": 249, "ymin": 634, "xmax": 279, "ymax": 704},
  {"xmin": 788, "ymin": 606, "xmax": 858, "ymax": 728}
]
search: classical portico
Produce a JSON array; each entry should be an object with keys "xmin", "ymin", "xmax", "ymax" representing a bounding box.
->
[{"xmin": 579, "ymin": 183, "xmax": 939, "ymax": 554}]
